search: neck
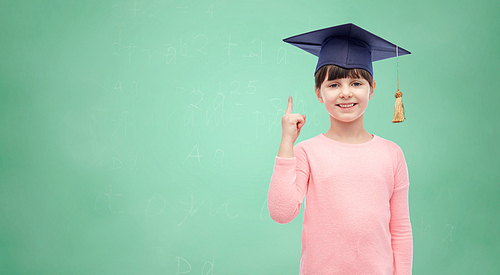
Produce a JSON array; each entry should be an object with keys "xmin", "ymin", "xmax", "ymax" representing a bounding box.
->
[{"xmin": 324, "ymin": 114, "xmax": 372, "ymax": 144}]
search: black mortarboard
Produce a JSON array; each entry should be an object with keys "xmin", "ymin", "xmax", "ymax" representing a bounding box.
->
[{"xmin": 283, "ymin": 23, "xmax": 410, "ymax": 76}]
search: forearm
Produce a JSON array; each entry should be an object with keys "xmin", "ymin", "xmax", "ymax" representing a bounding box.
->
[
  {"xmin": 392, "ymin": 225, "xmax": 413, "ymax": 274},
  {"xmin": 277, "ymin": 137, "xmax": 294, "ymax": 158},
  {"xmin": 268, "ymin": 145, "xmax": 312, "ymax": 225},
  {"xmin": 390, "ymin": 181, "xmax": 412, "ymax": 273},
  {"xmin": 268, "ymin": 157, "xmax": 301, "ymax": 223}
]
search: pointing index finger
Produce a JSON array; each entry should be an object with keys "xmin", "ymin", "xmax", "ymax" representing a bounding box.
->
[{"xmin": 286, "ymin": 96, "xmax": 293, "ymax": 114}]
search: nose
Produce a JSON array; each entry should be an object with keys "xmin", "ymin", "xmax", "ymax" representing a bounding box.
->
[{"xmin": 339, "ymin": 89, "xmax": 353, "ymax": 99}]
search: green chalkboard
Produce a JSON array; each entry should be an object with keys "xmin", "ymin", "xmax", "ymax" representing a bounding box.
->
[{"xmin": 1, "ymin": 0, "xmax": 499, "ymax": 274}]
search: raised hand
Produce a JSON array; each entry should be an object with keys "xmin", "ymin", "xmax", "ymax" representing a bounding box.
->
[{"xmin": 281, "ymin": 96, "xmax": 306, "ymax": 145}]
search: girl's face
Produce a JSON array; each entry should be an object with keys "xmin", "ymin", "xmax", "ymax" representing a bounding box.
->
[{"xmin": 315, "ymin": 77, "xmax": 375, "ymax": 123}]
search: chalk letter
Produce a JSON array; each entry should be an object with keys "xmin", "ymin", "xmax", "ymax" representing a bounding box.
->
[
  {"xmin": 175, "ymin": 257, "xmax": 192, "ymax": 274},
  {"xmin": 201, "ymin": 255, "xmax": 215, "ymax": 275},
  {"xmin": 183, "ymin": 145, "xmax": 202, "ymax": 163},
  {"xmin": 253, "ymin": 111, "xmax": 265, "ymax": 138}
]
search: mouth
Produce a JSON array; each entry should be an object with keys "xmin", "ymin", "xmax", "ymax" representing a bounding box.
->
[{"xmin": 336, "ymin": 103, "xmax": 357, "ymax": 108}]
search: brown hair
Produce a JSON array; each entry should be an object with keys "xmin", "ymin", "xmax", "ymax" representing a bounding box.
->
[{"xmin": 314, "ymin": 65, "xmax": 373, "ymax": 90}]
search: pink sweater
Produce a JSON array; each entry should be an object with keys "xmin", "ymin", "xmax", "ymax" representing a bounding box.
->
[{"xmin": 268, "ymin": 134, "xmax": 412, "ymax": 274}]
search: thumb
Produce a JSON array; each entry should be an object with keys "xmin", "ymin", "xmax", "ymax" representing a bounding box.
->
[{"xmin": 297, "ymin": 114, "xmax": 306, "ymax": 130}]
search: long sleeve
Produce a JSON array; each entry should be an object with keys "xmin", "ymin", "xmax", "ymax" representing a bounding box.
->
[
  {"xmin": 267, "ymin": 145, "xmax": 309, "ymax": 224},
  {"xmin": 266, "ymin": 134, "xmax": 412, "ymax": 274},
  {"xmin": 390, "ymin": 148, "xmax": 413, "ymax": 274}
]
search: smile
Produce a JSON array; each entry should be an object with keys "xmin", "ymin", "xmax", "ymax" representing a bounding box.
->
[{"xmin": 337, "ymin": 103, "xmax": 356, "ymax": 108}]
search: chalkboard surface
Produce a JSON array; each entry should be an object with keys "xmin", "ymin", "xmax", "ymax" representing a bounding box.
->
[{"xmin": 1, "ymin": 1, "xmax": 499, "ymax": 274}]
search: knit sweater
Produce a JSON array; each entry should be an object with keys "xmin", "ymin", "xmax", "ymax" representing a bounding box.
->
[{"xmin": 268, "ymin": 134, "xmax": 412, "ymax": 274}]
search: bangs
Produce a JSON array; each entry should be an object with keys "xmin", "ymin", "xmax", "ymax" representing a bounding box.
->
[
  {"xmin": 315, "ymin": 65, "xmax": 373, "ymax": 89},
  {"xmin": 327, "ymin": 66, "xmax": 365, "ymax": 81}
]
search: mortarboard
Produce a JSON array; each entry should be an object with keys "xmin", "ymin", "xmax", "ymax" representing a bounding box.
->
[{"xmin": 283, "ymin": 23, "xmax": 410, "ymax": 76}]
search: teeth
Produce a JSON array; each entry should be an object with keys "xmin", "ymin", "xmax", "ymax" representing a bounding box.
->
[{"xmin": 339, "ymin": 104, "xmax": 354, "ymax": 108}]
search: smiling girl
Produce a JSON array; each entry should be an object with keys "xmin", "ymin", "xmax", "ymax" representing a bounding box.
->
[{"xmin": 267, "ymin": 23, "xmax": 413, "ymax": 274}]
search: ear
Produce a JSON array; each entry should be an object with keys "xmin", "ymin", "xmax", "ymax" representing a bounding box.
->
[
  {"xmin": 369, "ymin": 81, "xmax": 376, "ymax": 100},
  {"xmin": 315, "ymin": 85, "xmax": 324, "ymax": 103}
]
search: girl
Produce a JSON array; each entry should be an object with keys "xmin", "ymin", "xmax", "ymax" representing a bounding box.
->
[{"xmin": 267, "ymin": 23, "xmax": 413, "ymax": 274}]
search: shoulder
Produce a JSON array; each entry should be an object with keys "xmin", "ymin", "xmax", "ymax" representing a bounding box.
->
[
  {"xmin": 291, "ymin": 134, "xmax": 325, "ymax": 160},
  {"xmin": 294, "ymin": 134, "xmax": 324, "ymax": 150},
  {"xmin": 373, "ymin": 135, "xmax": 407, "ymax": 166},
  {"xmin": 374, "ymin": 135, "xmax": 404, "ymax": 154}
]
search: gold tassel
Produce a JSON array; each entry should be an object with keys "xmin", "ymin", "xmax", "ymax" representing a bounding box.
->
[{"xmin": 392, "ymin": 90, "xmax": 405, "ymax": 123}]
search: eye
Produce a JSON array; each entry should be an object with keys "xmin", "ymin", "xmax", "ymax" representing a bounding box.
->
[
  {"xmin": 352, "ymin": 82, "xmax": 362, "ymax": 87},
  {"xmin": 329, "ymin": 83, "xmax": 339, "ymax": 88}
]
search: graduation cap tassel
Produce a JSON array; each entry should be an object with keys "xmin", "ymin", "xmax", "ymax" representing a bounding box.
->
[
  {"xmin": 392, "ymin": 45, "xmax": 405, "ymax": 123},
  {"xmin": 393, "ymin": 90, "xmax": 405, "ymax": 122}
]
